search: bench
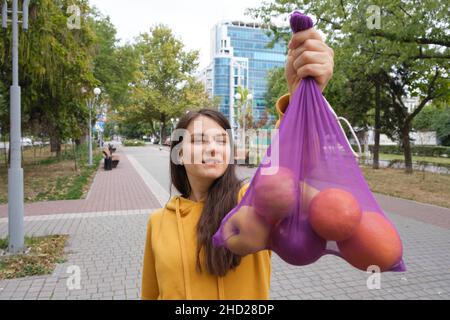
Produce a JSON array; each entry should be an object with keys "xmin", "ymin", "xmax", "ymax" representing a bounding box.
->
[{"xmin": 102, "ymin": 146, "xmax": 120, "ymax": 170}]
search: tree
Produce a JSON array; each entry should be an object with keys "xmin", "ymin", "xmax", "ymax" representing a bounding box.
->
[
  {"xmin": 235, "ymin": 86, "xmax": 254, "ymax": 130},
  {"xmin": 125, "ymin": 25, "xmax": 210, "ymax": 141},
  {"xmin": 433, "ymin": 107, "xmax": 450, "ymax": 146},
  {"xmin": 91, "ymin": 11, "xmax": 138, "ymax": 110},
  {"xmin": 414, "ymin": 104, "xmax": 442, "ymax": 131},
  {"xmin": 265, "ymin": 67, "xmax": 288, "ymax": 121},
  {"xmin": 249, "ymin": 0, "xmax": 450, "ymax": 173},
  {"xmin": 0, "ymin": 0, "xmax": 99, "ymax": 156},
  {"xmin": 415, "ymin": 102, "xmax": 450, "ymax": 146}
]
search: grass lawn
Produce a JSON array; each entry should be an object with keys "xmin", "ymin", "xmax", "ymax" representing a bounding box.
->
[
  {"xmin": 378, "ymin": 153, "xmax": 450, "ymax": 166},
  {"xmin": 361, "ymin": 166, "xmax": 450, "ymax": 208},
  {"xmin": 0, "ymin": 235, "xmax": 68, "ymax": 280},
  {"xmin": 0, "ymin": 145, "xmax": 102, "ymax": 204}
]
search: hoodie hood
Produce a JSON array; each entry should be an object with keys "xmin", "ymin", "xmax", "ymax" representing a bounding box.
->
[{"xmin": 165, "ymin": 195, "xmax": 205, "ymax": 217}]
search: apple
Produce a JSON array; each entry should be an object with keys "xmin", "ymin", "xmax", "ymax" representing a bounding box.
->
[
  {"xmin": 254, "ymin": 167, "xmax": 297, "ymax": 224},
  {"xmin": 222, "ymin": 206, "xmax": 271, "ymax": 256}
]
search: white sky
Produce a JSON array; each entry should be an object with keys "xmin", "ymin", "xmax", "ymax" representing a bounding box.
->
[{"xmin": 89, "ymin": 0, "xmax": 267, "ymax": 70}]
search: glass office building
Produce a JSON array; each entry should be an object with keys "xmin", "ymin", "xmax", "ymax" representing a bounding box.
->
[{"xmin": 200, "ymin": 21, "xmax": 286, "ymax": 132}]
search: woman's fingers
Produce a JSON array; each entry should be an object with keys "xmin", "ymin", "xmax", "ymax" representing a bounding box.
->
[
  {"xmin": 296, "ymin": 63, "xmax": 333, "ymax": 90},
  {"xmin": 288, "ymin": 28, "xmax": 323, "ymax": 50},
  {"xmin": 292, "ymin": 51, "xmax": 331, "ymax": 71},
  {"xmin": 291, "ymin": 39, "xmax": 334, "ymax": 59},
  {"xmin": 296, "ymin": 63, "xmax": 327, "ymax": 79},
  {"xmin": 286, "ymin": 28, "xmax": 334, "ymax": 93}
]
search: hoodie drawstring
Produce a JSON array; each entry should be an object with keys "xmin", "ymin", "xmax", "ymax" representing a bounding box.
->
[
  {"xmin": 175, "ymin": 196, "xmax": 193, "ymax": 300},
  {"xmin": 218, "ymin": 277, "xmax": 225, "ymax": 300}
]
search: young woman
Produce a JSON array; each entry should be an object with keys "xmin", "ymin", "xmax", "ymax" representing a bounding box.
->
[{"xmin": 141, "ymin": 28, "xmax": 334, "ymax": 300}]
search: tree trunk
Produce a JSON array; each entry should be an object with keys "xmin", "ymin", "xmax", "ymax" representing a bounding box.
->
[
  {"xmin": 50, "ymin": 135, "xmax": 61, "ymax": 157},
  {"xmin": 373, "ymin": 81, "xmax": 381, "ymax": 169},
  {"xmin": 402, "ymin": 123, "xmax": 413, "ymax": 174},
  {"xmin": 160, "ymin": 114, "xmax": 167, "ymax": 143},
  {"xmin": 72, "ymin": 140, "xmax": 78, "ymax": 172}
]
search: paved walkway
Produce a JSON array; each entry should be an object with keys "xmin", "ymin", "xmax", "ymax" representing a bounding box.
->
[
  {"xmin": 0, "ymin": 148, "xmax": 160, "ymax": 217},
  {"xmin": 0, "ymin": 144, "xmax": 449, "ymax": 300}
]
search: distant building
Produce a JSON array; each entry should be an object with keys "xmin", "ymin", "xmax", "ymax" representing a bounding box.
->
[
  {"xmin": 403, "ymin": 96, "xmax": 420, "ymax": 113},
  {"xmin": 199, "ymin": 20, "xmax": 287, "ymax": 134}
]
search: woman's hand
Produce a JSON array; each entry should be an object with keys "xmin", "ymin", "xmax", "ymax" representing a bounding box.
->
[{"xmin": 285, "ymin": 28, "xmax": 334, "ymax": 95}]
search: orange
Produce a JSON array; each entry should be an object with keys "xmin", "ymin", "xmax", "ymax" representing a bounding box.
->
[
  {"xmin": 337, "ymin": 211, "xmax": 403, "ymax": 272},
  {"xmin": 309, "ymin": 188, "xmax": 362, "ymax": 241}
]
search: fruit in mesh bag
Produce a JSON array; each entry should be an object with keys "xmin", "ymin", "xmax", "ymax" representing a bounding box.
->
[
  {"xmin": 254, "ymin": 167, "xmax": 297, "ymax": 225},
  {"xmin": 308, "ymin": 188, "xmax": 362, "ymax": 241},
  {"xmin": 299, "ymin": 181, "xmax": 320, "ymax": 213},
  {"xmin": 222, "ymin": 206, "xmax": 271, "ymax": 256},
  {"xmin": 337, "ymin": 211, "xmax": 403, "ymax": 272},
  {"xmin": 271, "ymin": 217, "xmax": 326, "ymax": 266}
]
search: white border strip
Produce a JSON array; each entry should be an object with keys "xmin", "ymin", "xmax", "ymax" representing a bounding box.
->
[
  {"xmin": 0, "ymin": 208, "xmax": 156, "ymax": 223},
  {"xmin": 125, "ymin": 153, "xmax": 170, "ymax": 207}
]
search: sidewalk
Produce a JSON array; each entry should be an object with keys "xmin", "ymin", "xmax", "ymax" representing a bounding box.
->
[
  {"xmin": 0, "ymin": 147, "xmax": 160, "ymax": 218},
  {"xmin": 0, "ymin": 145, "xmax": 449, "ymax": 300},
  {"xmin": 374, "ymin": 193, "xmax": 450, "ymax": 230}
]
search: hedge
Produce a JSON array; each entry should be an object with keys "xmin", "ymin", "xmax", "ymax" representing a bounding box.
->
[
  {"xmin": 353, "ymin": 145, "xmax": 450, "ymax": 157},
  {"xmin": 122, "ymin": 139, "xmax": 146, "ymax": 147}
]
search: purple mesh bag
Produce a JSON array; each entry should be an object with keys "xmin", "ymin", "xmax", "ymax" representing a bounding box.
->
[{"xmin": 212, "ymin": 11, "xmax": 406, "ymax": 273}]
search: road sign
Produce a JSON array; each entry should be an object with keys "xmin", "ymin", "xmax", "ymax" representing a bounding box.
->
[{"xmin": 94, "ymin": 121, "xmax": 105, "ymax": 133}]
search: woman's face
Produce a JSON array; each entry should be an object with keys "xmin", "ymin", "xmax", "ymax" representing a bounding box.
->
[{"xmin": 181, "ymin": 115, "xmax": 231, "ymax": 182}]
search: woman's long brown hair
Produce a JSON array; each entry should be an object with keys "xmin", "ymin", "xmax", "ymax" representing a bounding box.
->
[{"xmin": 169, "ymin": 109, "xmax": 244, "ymax": 277}]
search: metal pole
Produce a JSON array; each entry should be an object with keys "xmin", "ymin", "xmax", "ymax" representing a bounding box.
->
[
  {"xmin": 243, "ymin": 100, "xmax": 246, "ymax": 140},
  {"xmin": 8, "ymin": 0, "xmax": 24, "ymax": 253},
  {"xmin": 159, "ymin": 122, "xmax": 162, "ymax": 150},
  {"xmin": 88, "ymin": 100, "xmax": 93, "ymax": 166}
]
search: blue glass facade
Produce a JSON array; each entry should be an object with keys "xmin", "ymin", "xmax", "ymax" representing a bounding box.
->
[{"xmin": 209, "ymin": 22, "xmax": 286, "ymax": 124}]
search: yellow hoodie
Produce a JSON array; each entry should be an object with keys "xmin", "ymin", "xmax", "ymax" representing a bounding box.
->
[{"xmin": 141, "ymin": 94, "xmax": 290, "ymax": 300}]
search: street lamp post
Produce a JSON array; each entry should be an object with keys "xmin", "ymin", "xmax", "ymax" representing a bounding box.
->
[
  {"xmin": 3, "ymin": 0, "xmax": 30, "ymax": 253},
  {"xmin": 159, "ymin": 121, "xmax": 163, "ymax": 151},
  {"xmin": 234, "ymin": 93, "xmax": 253, "ymax": 142},
  {"xmin": 243, "ymin": 93, "xmax": 253, "ymax": 136},
  {"xmin": 234, "ymin": 93, "xmax": 241, "ymax": 142},
  {"xmin": 84, "ymin": 87, "xmax": 101, "ymax": 166},
  {"xmin": 169, "ymin": 118, "xmax": 179, "ymax": 142}
]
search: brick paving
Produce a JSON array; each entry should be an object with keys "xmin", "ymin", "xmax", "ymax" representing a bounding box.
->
[
  {"xmin": 374, "ymin": 193, "xmax": 450, "ymax": 230},
  {"xmin": 0, "ymin": 147, "xmax": 160, "ymax": 218},
  {"xmin": 1, "ymin": 207, "xmax": 448, "ymax": 300},
  {"xmin": 0, "ymin": 145, "xmax": 449, "ymax": 300},
  {"xmin": 0, "ymin": 210, "xmax": 150, "ymax": 300}
]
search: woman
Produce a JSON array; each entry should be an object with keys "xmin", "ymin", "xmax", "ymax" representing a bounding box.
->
[{"xmin": 141, "ymin": 28, "xmax": 334, "ymax": 300}]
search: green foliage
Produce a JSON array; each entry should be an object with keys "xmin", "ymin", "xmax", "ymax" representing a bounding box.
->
[
  {"xmin": 0, "ymin": 1, "xmax": 138, "ymax": 149},
  {"xmin": 249, "ymin": 0, "xmax": 450, "ymax": 171},
  {"xmin": 433, "ymin": 108, "xmax": 450, "ymax": 146},
  {"xmin": 265, "ymin": 67, "xmax": 288, "ymax": 119},
  {"xmin": 0, "ymin": 3, "xmax": 237, "ymax": 143},
  {"xmin": 91, "ymin": 12, "xmax": 138, "ymax": 110},
  {"xmin": 414, "ymin": 103, "xmax": 450, "ymax": 146},
  {"xmin": 123, "ymin": 25, "xmax": 210, "ymax": 132},
  {"xmin": 122, "ymin": 139, "xmax": 146, "ymax": 147},
  {"xmin": 413, "ymin": 105, "xmax": 441, "ymax": 131}
]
